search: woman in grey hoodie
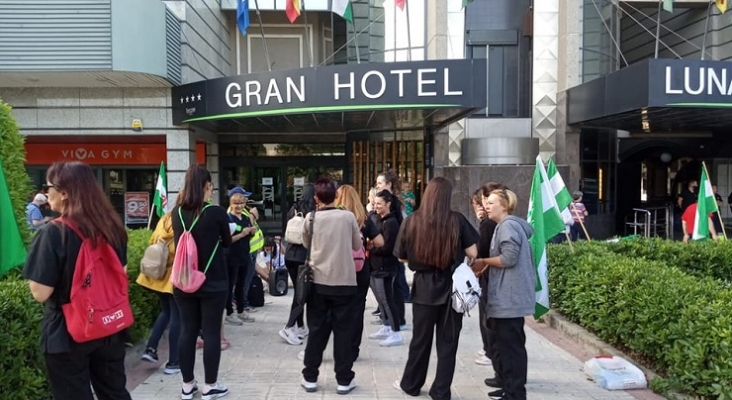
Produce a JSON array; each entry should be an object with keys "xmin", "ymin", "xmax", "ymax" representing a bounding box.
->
[{"xmin": 473, "ymin": 188, "xmax": 535, "ymax": 400}]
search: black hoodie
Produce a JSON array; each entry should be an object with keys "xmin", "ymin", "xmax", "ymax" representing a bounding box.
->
[{"xmin": 369, "ymin": 211, "xmax": 400, "ymax": 278}]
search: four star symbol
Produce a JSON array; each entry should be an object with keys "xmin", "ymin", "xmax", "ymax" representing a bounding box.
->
[{"xmin": 180, "ymin": 93, "xmax": 203, "ymax": 104}]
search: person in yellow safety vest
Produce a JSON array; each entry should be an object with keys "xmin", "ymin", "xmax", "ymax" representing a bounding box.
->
[
  {"xmin": 227, "ymin": 186, "xmax": 261, "ymax": 314},
  {"xmin": 247, "ymin": 206, "xmax": 264, "ymax": 253}
]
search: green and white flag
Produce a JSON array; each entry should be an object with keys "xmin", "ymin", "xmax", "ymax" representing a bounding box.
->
[
  {"xmin": 528, "ymin": 156, "xmax": 565, "ymax": 319},
  {"xmin": 0, "ymin": 156, "xmax": 26, "ymax": 278},
  {"xmin": 547, "ymin": 158, "xmax": 574, "ymax": 226},
  {"xmin": 663, "ymin": 0, "xmax": 674, "ymax": 13},
  {"xmin": 332, "ymin": 0, "xmax": 352, "ymax": 22},
  {"xmin": 692, "ymin": 163, "xmax": 718, "ymax": 241},
  {"xmin": 153, "ymin": 162, "xmax": 168, "ymax": 218}
]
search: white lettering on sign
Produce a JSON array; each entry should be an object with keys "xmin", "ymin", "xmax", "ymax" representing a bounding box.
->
[
  {"xmin": 417, "ymin": 68, "xmax": 437, "ymax": 96},
  {"xmin": 264, "ymin": 79, "xmax": 283, "ymax": 105},
  {"xmin": 246, "ymin": 81, "xmax": 261, "ymax": 107},
  {"xmin": 665, "ymin": 66, "xmax": 732, "ymax": 96},
  {"xmin": 226, "ymin": 82, "xmax": 242, "ymax": 107},
  {"xmin": 390, "ymin": 69, "xmax": 412, "ymax": 97},
  {"xmin": 287, "ymin": 76, "xmax": 306, "ymax": 103},
  {"xmin": 61, "ymin": 148, "xmax": 134, "ymax": 160},
  {"xmin": 334, "ymin": 72, "xmax": 356, "ymax": 100},
  {"xmin": 226, "ymin": 76, "xmax": 306, "ymax": 108},
  {"xmin": 361, "ymin": 71, "xmax": 387, "ymax": 99},
  {"xmin": 444, "ymin": 68, "xmax": 463, "ymax": 96}
]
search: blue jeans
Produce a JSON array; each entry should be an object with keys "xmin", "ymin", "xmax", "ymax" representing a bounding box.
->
[
  {"xmin": 240, "ymin": 253, "xmax": 257, "ymax": 308},
  {"xmin": 146, "ymin": 292, "xmax": 181, "ymax": 364}
]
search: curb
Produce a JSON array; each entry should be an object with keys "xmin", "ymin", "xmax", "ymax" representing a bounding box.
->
[{"xmin": 543, "ymin": 311, "xmax": 691, "ymax": 400}]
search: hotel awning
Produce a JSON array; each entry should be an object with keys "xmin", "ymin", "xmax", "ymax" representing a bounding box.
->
[
  {"xmin": 171, "ymin": 60, "xmax": 487, "ymax": 133},
  {"xmin": 567, "ymin": 59, "xmax": 732, "ymax": 133}
]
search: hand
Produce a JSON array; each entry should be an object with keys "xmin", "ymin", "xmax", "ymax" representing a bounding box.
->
[
  {"xmin": 683, "ymin": 233, "xmax": 690, "ymax": 244},
  {"xmin": 471, "ymin": 258, "xmax": 487, "ymax": 274}
]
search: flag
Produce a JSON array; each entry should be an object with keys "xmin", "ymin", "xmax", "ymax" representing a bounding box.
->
[
  {"xmin": 395, "ymin": 0, "xmax": 405, "ymax": 11},
  {"xmin": 692, "ymin": 163, "xmax": 718, "ymax": 241},
  {"xmin": 332, "ymin": 0, "xmax": 352, "ymax": 22},
  {"xmin": 663, "ymin": 0, "xmax": 673, "ymax": 12},
  {"xmin": 286, "ymin": 0, "xmax": 301, "ymax": 23},
  {"xmin": 237, "ymin": 0, "xmax": 250, "ymax": 36},
  {"xmin": 0, "ymin": 156, "xmax": 27, "ymax": 277},
  {"xmin": 547, "ymin": 158, "xmax": 574, "ymax": 226},
  {"xmin": 462, "ymin": 0, "xmax": 474, "ymax": 7},
  {"xmin": 153, "ymin": 162, "xmax": 168, "ymax": 218},
  {"xmin": 528, "ymin": 156, "xmax": 565, "ymax": 319},
  {"xmin": 717, "ymin": 0, "xmax": 727, "ymax": 14}
]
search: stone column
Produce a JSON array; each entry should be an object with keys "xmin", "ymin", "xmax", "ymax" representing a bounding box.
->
[
  {"xmin": 425, "ymin": 0, "xmax": 448, "ymax": 60},
  {"xmin": 206, "ymin": 142, "xmax": 221, "ymax": 204},
  {"xmin": 532, "ymin": 0, "xmax": 560, "ymax": 161},
  {"xmin": 166, "ymin": 129, "xmax": 196, "ymax": 206}
]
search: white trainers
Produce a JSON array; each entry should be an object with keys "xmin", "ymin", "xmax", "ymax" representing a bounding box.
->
[
  {"xmin": 297, "ymin": 350, "xmax": 305, "ymax": 360},
  {"xmin": 224, "ymin": 314, "xmax": 242, "ymax": 326},
  {"xmin": 279, "ymin": 327, "xmax": 303, "ymax": 345},
  {"xmin": 379, "ymin": 331, "xmax": 404, "ymax": 347},
  {"xmin": 475, "ymin": 355, "xmax": 492, "ymax": 365},
  {"xmin": 369, "ymin": 325, "xmax": 392, "ymax": 340},
  {"xmin": 297, "ymin": 326, "xmax": 309, "ymax": 339},
  {"xmin": 393, "ymin": 380, "xmax": 404, "ymax": 392},
  {"xmin": 236, "ymin": 311, "xmax": 255, "ymax": 323},
  {"xmin": 201, "ymin": 382, "xmax": 228, "ymax": 400},
  {"xmin": 477, "ymin": 349, "xmax": 486, "ymax": 357},
  {"xmin": 399, "ymin": 324, "xmax": 410, "ymax": 331},
  {"xmin": 336, "ymin": 379, "xmax": 356, "ymax": 395},
  {"xmin": 301, "ymin": 377, "xmax": 318, "ymax": 392},
  {"xmin": 181, "ymin": 380, "xmax": 198, "ymax": 400}
]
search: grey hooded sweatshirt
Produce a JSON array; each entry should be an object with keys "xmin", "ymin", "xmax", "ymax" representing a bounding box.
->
[{"xmin": 486, "ymin": 215, "xmax": 536, "ymax": 319}]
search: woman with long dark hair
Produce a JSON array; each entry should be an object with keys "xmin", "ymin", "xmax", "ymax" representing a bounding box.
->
[
  {"xmin": 23, "ymin": 161, "xmax": 131, "ymax": 400},
  {"xmin": 280, "ymin": 183, "xmax": 316, "ymax": 345},
  {"xmin": 393, "ymin": 177, "xmax": 479, "ymax": 400},
  {"xmin": 172, "ymin": 165, "xmax": 232, "ymax": 400}
]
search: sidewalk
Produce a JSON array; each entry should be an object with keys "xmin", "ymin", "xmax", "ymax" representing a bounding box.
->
[{"xmin": 128, "ymin": 288, "xmax": 658, "ymax": 400}]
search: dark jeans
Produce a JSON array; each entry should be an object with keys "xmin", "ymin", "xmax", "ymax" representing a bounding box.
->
[
  {"xmin": 490, "ymin": 317, "xmax": 527, "ymax": 400},
  {"xmin": 226, "ymin": 260, "xmax": 247, "ymax": 315},
  {"xmin": 478, "ymin": 300, "xmax": 502, "ymax": 381},
  {"xmin": 285, "ymin": 259, "xmax": 305, "ymax": 328},
  {"xmin": 570, "ymin": 223, "xmax": 585, "ymax": 241},
  {"xmin": 371, "ymin": 275, "xmax": 400, "ymax": 332},
  {"xmin": 175, "ymin": 289, "xmax": 228, "ymax": 384},
  {"xmin": 396, "ymin": 262, "xmax": 411, "ymax": 300},
  {"xmin": 44, "ymin": 331, "xmax": 131, "ymax": 400},
  {"xmin": 393, "ymin": 263, "xmax": 408, "ymax": 325},
  {"xmin": 349, "ymin": 266, "xmax": 370, "ymax": 361},
  {"xmin": 302, "ymin": 289, "xmax": 356, "ymax": 386},
  {"xmin": 147, "ymin": 292, "xmax": 181, "ymax": 364},
  {"xmin": 240, "ymin": 254, "xmax": 256, "ymax": 308},
  {"xmin": 400, "ymin": 303, "xmax": 463, "ymax": 400}
]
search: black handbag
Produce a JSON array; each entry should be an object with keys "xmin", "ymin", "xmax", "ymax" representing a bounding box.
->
[{"xmin": 295, "ymin": 212, "xmax": 315, "ymax": 306}]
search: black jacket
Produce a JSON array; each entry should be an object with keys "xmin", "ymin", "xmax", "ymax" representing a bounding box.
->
[{"xmin": 369, "ymin": 212, "xmax": 400, "ymax": 278}]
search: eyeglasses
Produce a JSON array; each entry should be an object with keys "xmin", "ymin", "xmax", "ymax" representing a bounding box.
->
[{"xmin": 42, "ymin": 184, "xmax": 56, "ymax": 191}]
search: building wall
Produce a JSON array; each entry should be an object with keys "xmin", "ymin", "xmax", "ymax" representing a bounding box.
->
[{"xmin": 180, "ymin": 0, "xmax": 232, "ymax": 82}]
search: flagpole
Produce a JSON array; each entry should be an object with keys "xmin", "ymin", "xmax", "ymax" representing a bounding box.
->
[
  {"xmin": 654, "ymin": 0, "xmax": 663, "ymax": 58},
  {"xmin": 351, "ymin": 20, "xmax": 361, "ymax": 63},
  {"xmin": 301, "ymin": 0, "xmax": 315, "ymax": 67},
  {"xmin": 147, "ymin": 203, "xmax": 156, "ymax": 230},
  {"xmin": 404, "ymin": 0, "xmax": 412, "ymax": 61},
  {"xmin": 253, "ymin": 0, "xmax": 272, "ymax": 71},
  {"xmin": 703, "ymin": 162, "xmax": 728, "ymax": 240},
  {"xmin": 701, "ymin": 0, "xmax": 713, "ymax": 60}
]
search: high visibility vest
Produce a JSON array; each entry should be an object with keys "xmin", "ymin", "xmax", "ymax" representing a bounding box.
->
[{"xmin": 243, "ymin": 209, "xmax": 264, "ymax": 252}]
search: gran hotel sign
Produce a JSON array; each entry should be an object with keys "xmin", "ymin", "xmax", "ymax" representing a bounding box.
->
[{"xmin": 171, "ymin": 59, "xmax": 487, "ymax": 125}]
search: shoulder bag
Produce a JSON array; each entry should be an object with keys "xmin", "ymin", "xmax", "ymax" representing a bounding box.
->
[{"xmin": 295, "ymin": 211, "xmax": 315, "ymax": 306}]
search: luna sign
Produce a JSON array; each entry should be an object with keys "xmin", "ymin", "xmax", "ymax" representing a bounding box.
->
[
  {"xmin": 651, "ymin": 59, "xmax": 732, "ymax": 106},
  {"xmin": 171, "ymin": 59, "xmax": 486, "ymax": 124}
]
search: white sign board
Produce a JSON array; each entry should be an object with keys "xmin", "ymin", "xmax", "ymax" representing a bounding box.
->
[
  {"xmin": 262, "ymin": 177, "xmax": 273, "ymax": 185},
  {"xmin": 294, "ymin": 177, "xmax": 305, "ymax": 186}
]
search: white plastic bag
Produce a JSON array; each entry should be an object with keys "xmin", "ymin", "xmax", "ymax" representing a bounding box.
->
[{"xmin": 583, "ymin": 356, "xmax": 648, "ymax": 390}]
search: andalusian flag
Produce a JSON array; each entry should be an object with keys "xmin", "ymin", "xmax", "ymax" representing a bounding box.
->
[
  {"xmin": 663, "ymin": 0, "xmax": 674, "ymax": 12},
  {"xmin": 286, "ymin": 0, "xmax": 301, "ymax": 23},
  {"xmin": 332, "ymin": 0, "xmax": 352, "ymax": 22},
  {"xmin": 547, "ymin": 158, "xmax": 574, "ymax": 226},
  {"xmin": 717, "ymin": 0, "xmax": 727, "ymax": 14},
  {"xmin": 692, "ymin": 163, "xmax": 718, "ymax": 241},
  {"xmin": 528, "ymin": 156, "xmax": 565, "ymax": 319},
  {"xmin": 462, "ymin": 0, "xmax": 474, "ymax": 8},
  {"xmin": 153, "ymin": 162, "xmax": 168, "ymax": 218},
  {"xmin": 0, "ymin": 156, "xmax": 26, "ymax": 277}
]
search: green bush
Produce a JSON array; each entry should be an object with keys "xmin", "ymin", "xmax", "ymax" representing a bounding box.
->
[
  {"xmin": 0, "ymin": 98, "xmax": 33, "ymax": 248},
  {"xmin": 126, "ymin": 228, "xmax": 159, "ymax": 342},
  {"xmin": 548, "ymin": 241, "xmax": 732, "ymax": 399}
]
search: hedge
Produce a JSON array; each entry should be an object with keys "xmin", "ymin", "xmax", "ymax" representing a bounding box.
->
[
  {"xmin": 548, "ymin": 242, "xmax": 732, "ymax": 399},
  {"xmin": 0, "ymin": 98, "xmax": 33, "ymax": 246},
  {"xmin": 0, "ymin": 228, "xmax": 158, "ymax": 400}
]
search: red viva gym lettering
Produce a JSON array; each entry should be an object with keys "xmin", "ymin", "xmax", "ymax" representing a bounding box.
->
[{"xmin": 61, "ymin": 148, "xmax": 134, "ymax": 161}]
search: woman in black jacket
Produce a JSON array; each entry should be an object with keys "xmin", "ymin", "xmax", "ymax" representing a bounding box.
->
[
  {"xmin": 368, "ymin": 190, "xmax": 404, "ymax": 347},
  {"xmin": 280, "ymin": 183, "xmax": 316, "ymax": 345}
]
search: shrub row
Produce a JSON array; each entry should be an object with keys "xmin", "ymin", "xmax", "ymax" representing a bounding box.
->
[
  {"xmin": 547, "ymin": 241, "xmax": 732, "ymax": 399},
  {"xmin": 0, "ymin": 228, "xmax": 158, "ymax": 400}
]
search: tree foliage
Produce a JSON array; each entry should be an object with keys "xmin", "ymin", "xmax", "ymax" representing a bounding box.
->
[{"xmin": 0, "ymin": 98, "xmax": 32, "ymax": 246}]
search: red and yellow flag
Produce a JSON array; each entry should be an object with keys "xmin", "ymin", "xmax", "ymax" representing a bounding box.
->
[
  {"xmin": 286, "ymin": 0, "xmax": 301, "ymax": 23},
  {"xmin": 717, "ymin": 0, "xmax": 727, "ymax": 14}
]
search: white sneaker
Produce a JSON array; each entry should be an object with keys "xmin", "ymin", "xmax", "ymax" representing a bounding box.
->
[
  {"xmin": 477, "ymin": 349, "xmax": 486, "ymax": 357},
  {"xmin": 297, "ymin": 326, "xmax": 309, "ymax": 339},
  {"xmin": 393, "ymin": 380, "xmax": 404, "ymax": 392},
  {"xmin": 202, "ymin": 382, "xmax": 228, "ymax": 400},
  {"xmin": 336, "ymin": 379, "xmax": 356, "ymax": 395},
  {"xmin": 400, "ymin": 324, "xmax": 410, "ymax": 331},
  {"xmin": 301, "ymin": 377, "xmax": 318, "ymax": 392},
  {"xmin": 370, "ymin": 319, "xmax": 383, "ymax": 325},
  {"xmin": 279, "ymin": 327, "xmax": 303, "ymax": 345},
  {"xmin": 297, "ymin": 350, "xmax": 305, "ymax": 360},
  {"xmin": 181, "ymin": 381, "xmax": 198, "ymax": 400},
  {"xmin": 236, "ymin": 311, "xmax": 255, "ymax": 323},
  {"xmin": 369, "ymin": 325, "xmax": 392, "ymax": 340},
  {"xmin": 475, "ymin": 355, "xmax": 492, "ymax": 365},
  {"xmin": 224, "ymin": 314, "xmax": 243, "ymax": 326},
  {"xmin": 379, "ymin": 331, "xmax": 404, "ymax": 347}
]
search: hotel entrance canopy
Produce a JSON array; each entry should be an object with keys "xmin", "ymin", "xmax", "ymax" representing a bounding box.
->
[
  {"xmin": 567, "ymin": 59, "xmax": 732, "ymax": 133},
  {"xmin": 171, "ymin": 60, "xmax": 487, "ymax": 133}
]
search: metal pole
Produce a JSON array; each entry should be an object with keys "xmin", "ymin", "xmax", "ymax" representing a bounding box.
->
[
  {"xmin": 253, "ymin": 0, "xmax": 272, "ymax": 71},
  {"xmin": 654, "ymin": 0, "xmax": 662, "ymax": 58},
  {"xmin": 404, "ymin": 0, "xmax": 412, "ymax": 61},
  {"xmin": 351, "ymin": 20, "xmax": 361, "ymax": 63},
  {"xmin": 301, "ymin": 0, "xmax": 315, "ymax": 67},
  {"xmin": 701, "ymin": 0, "xmax": 713, "ymax": 60}
]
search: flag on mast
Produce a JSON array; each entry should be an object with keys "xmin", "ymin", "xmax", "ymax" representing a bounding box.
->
[
  {"xmin": 237, "ymin": 0, "xmax": 250, "ymax": 35},
  {"xmin": 547, "ymin": 158, "xmax": 574, "ymax": 226},
  {"xmin": 286, "ymin": 0, "xmax": 301, "ymax": 23},
  {"xmin": 0, "ymin": 156, "xmax": 27, "ymax": 277},
  {"xmin": 692, "ymin": 163, "xmax": 718, "ymax": 241},
  {"xmin": 663, "ymin": 0, "xmax": 674, "ymax": 12},
  {"xmin": 717, "ymin": 0, "xmax": 727, "ymax": 14},
  {"xmin": 332, "ymin": 0, "xmax": 353, "ymax": 22},
  {"xmin": 153, "ymin": 162, "xmax": 168, "ymax": 218},
  {"xmin": 395, "ymin": 0, "xmax": 405, "ymax": 11},
  {"xmin": 462, "ymin": 0, "xmax": 474, "ymax": 7},
  {"xmin": 528, "ymin": 156, "xmax": 566, "ymax": 319}
]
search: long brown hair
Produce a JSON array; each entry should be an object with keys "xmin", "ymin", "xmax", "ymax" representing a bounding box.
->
[
  {"xmin": 46, "ymin": 162, "xmax": 127, "ymax": 248},
  {"xmin": 402, "ymin": 177, "xmax": 458, "ymax": 268},
  {"xmin": 335, "ymin": 185, "xmax": 367, "ymax": 226},
  {"xmin": 179, "ymin": 165, "xmax": 211, "ymax": 213}
]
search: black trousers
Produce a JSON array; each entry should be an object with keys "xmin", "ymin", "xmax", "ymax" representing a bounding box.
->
[
  {"xmin": 175, "ymin": 289, "xmax": 228, "ymax": 384},
  {"xmin": 44, "ymin": 331, "xmax": 131, "ymax": 400},
  {"xmin": 225, "ymin": 260, "xmax": 247, "ymax": 315},
  {"xmin": 349, "ymin": 266, "xmax": 371, "ymax": 361},
  {"xmin": 400, "ymin": 303, "xmax": 463, "ymax": 400},
  {"xmin": 478, "ymin": 301, "xmax": 502, "ymax": 381},
  {"xmin": 489, "ymin": 317, "xmax": 527, "ymax": 400},
  {"xmin": 302, "ymin": 289, "xmax": 356, "ymax": 386},
  {"xmin": 285, "ymin": 260, "xmax": 305, "ymax": 328}
]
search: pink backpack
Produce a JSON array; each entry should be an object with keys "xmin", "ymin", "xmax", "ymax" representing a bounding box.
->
[
  {"xmin": 353, "ymin": 233, "xmax": 366, "ymax": 272},
  {"xmin": 170, "ymin": 205, "xmax": 219, "ymax": 293}
]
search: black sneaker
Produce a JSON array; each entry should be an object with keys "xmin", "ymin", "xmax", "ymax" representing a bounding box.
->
[
  {"xmin": 141, "ymin": 347, "xmax": 158, "ymax": 362},
  {"xmin": 488, "ymin": 389, "xmax": 504, "ymax": 400},
  {"xmin": 202, "ymin": 382, "xmax": 229, "ymax": 400},
  {"xmin": 484, "ymin": 377, "xmax": 503, "ymax": 388}
]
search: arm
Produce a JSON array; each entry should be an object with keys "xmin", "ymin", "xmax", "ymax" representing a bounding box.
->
[
  {"xmin": 677, "ymin": 196, "xmax": 683, "ymax": 209},
  {"xmin": 351, "ymin": 219, "xmax": 362, "ymax": 251},
  {"xmin": 370, "ymin": 234, "xmax": 385, "ymax": 248},
  {"xmin": 682, "ymin": 219, "xmax": 690, "ymax": 243},
  {"xmin": 28, "ymin": 281, "xmax": 54, "ymax": 303},
  {"xmin": 709, "ymin": 216, "xmax": 719, "ymax": 240},
  {"xmin": 475, "ymin": 224, "xmax": 521, "ymax": 269},
  {"xmin": 301, "ymin": 213, "xmax": 312, "ymax": 249},
  {"xmin": 464, "ymin": 243, "xmax": 478, "ymax": 259},
  {"xmin": 370, "ymin": 219, "xmax": 398, "ymax": 256},
  {"xmin": 218, "ymin": 210, "xmax": 233, "ymax": 248}
]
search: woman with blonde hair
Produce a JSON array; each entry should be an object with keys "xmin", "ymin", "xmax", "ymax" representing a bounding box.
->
[
  {"xmin": 335, "ymin": 185, "xmax": 383, "ymax": 361},
  {"xmin": 224, "ymin": 189, "xmax": 257, "ymax": 325}
]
